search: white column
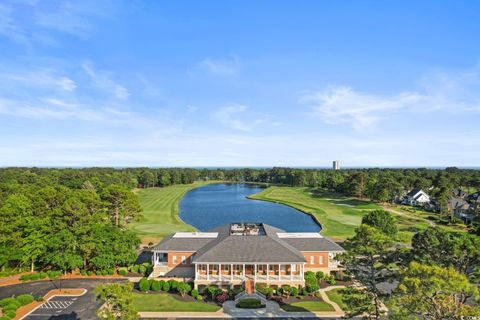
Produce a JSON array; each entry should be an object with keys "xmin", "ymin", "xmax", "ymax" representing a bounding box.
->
[
  {"xmin": 219, "ymin": 264, "xmax": 221, "ymax": 281},
  {"xmin": 243, "ymin": 264, "xmax": 245, "ymax": 278},
  {"xmin": 302, "ymin": 264, "xmax": 305, "ymax": 280},
  {"xmin": 266, "ymin": 264, "xmax": 269, "ymax": 282},
  {"xmin": 278, "ymin": 264, "xmax": 281, "ymax": 280},
  {"xmin": 194, "ymin": 264, "xmax": 198, "ymax": 280},
  {"xmin": 207, "ymin": 264, "xmax": 209, "ymax": 280},
  {"xmin": 290, "ymin": 264, "xmax": 293, "ymax": 281},
  {"xmin": 254, "ymin": 264, "xmax": 257, "ymax": 281},
  {"xmin": 231, "ymin": 264, "xmax": 233, "ymax": 281}
]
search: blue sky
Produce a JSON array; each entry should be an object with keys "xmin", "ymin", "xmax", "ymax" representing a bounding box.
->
[{"xmin": 1, "ymin": 0, "xmax": 479, "ymax": 167}]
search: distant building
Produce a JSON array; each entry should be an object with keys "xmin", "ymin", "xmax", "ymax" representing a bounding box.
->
[
  {"xmin": 403, "ymin": 189, "xmax": 430, "ymax": 206},
  {"xmin": 333, "ymin": 160, "xmax": 340, "ymax": 170}
]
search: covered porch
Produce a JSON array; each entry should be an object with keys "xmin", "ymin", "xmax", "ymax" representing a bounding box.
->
[{"xmin": 194, "ymin": 263, "xmax": 305, "ymax": 282}]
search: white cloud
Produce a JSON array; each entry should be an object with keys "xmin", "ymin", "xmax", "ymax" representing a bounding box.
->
[
  {"xmin": 199, "ymin": 56, "xmax": 240, "ymax": 76},
  {"xmin": 214, "ymin": 104, "xmax": 253, "ymax": 131},
  {"xmin": 301, "ymin": 69, "xmax": 480, "ymax": 130},
  {"xmin": 1, "ymin": 69, "xmax": 77, "ymax": 92},
  {"xmin": 301, "ymin": 86, "xmax": 423, "ymax": 129},
  {"xmin": 82, "ymin": 61, "xmax": 130, "ymax": 99}
]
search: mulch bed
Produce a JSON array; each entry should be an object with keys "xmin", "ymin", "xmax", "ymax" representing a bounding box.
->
[
  {"xmin": 281, "ymin": 295, "xmax": 322, "ymax": 303},
  {"xmin": 319, "ymin": 280, "xmax": 352, "ymax": 288}
]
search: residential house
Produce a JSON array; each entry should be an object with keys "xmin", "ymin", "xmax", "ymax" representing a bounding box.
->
[
  {"xmin": 403, "ymin": 189, "xmax": 431, "ymax": 206},
  {"xmin": 150, "ymin": 222, "xmax": 344, "ymax": 289}
]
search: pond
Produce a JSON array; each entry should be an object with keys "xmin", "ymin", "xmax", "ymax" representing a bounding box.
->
[{"xmin": 179, "ymin": 183, "xmax": 321, "ymax": 232}]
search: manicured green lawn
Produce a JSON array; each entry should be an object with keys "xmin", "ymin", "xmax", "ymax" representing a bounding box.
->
[
  {"xmin": 249, "ymin": 187, "xmax": 382, "ymax": 241},
  {"xmin": 325, "ymin": 288, "xmax": 349, "ymax": 311},
  {"xmin": 280, "ymin": 299, "xmax": 335, "ymax": 312},
  {"xmin": 133, "ymin": 293, "xmax": 221, "ymax": 312},
  {"xmin": 130, "ymin": 182, "xmax": 214, "ymax": 241},
  {"xmin": 249, "ymin": 187, "xmax": 448, "ymax": 242}
]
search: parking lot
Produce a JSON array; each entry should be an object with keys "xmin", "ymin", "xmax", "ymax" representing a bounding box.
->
[{"xmin": 25, "ymin": 296, "xmax": 80, "ymax": 320}]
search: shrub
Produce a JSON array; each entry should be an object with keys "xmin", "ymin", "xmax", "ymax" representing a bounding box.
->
[
  {"xmin": 19, "ymin": 274, "xmax": 32, "ymax": 281},
  {"xmin": 161, "ymin": 281, "xmax": 170, "ymax": 292},
  {"xmin": 138, "ymin": 278, "xmax": 151, "ymax": 292},
  {"xmin": 16, "ymin": 294, "xmax": 34, "ymax": 306},
  {"xmin": 235, "ymin": 298, "xmax": 265, "ymax": 309},
  {"xmin": 304, "ymin": 271, "xmax": 317, "ymax": 287},
  {"xmin": 168, "ymin": 279, "xmax": 178, "ymax": 292},
  {"xmin": 151, "ymin": 280, "xmax": 161, "ymax": 291},
  {"xmin": 290, "ymin": 287, "xmax": 298, "ymax": 297},
  {"xmin": 130, "ymin": 265, "xmax": 139, "ymax": 273},
  {"xmin": 39, "ymin": 272, "xmax": 48, "ymax": 279},
  {"xmin": 191, "ymin": 289, "xmax": 199, "ymax": 299},
  {"xmin": 301, "ymin": 287, "xmax": 309, "ymax": 296},
  {"xmin": 315, "ymin": 271, "xmax": 325, "ymax": 281},
  {"xmin": 326, "ymin": 275, "xmax": 336, "ymax": 285},
  {"xmin": 177, "ymin": 282, "xmax": 192, "ymax": 297},
  {"xmin": 196, "ymin": 295, "xmax": 203, "ymax": 301},
  {"xmin": 314, "ymin": 291, "xmax": 322, "ymax": 298},
  {"xmin": 118, "ymin": 269, "xmax": 127, "ymax": 276},
  {"xmin": 3, "ymin": 301, "xmax": 21, "ymax": 312},
  {"xmin": 34, "ymin": 295, "xmax": 44, "ymax": 302},
  {"xmin": 0, "ymin": 298, "xmax": 17, "ymax": 307},
  {"xmin": 215, "ymin": 292, "xmax": 229, "ymax": 303},
  {"xmin": 80, "ymin": 270, "xmax": 87, "ymax": 276},
  {"xmin": 0, "ymin": 316, "xmax": 10, "ymax": 320},
  {"xmin": 87, "ymin": 270, "xmax": 93, "ymax": 276},
  {"xmin": 138, "ymin": 265, "xmax": 147, "ymax": 275},
  {"xmin": 47, "ymin": 271, "xmax": 61, "ymax": 278},
  {"xmin": 30, "ymin": 273, "xmax": 40, "ymax": 281},
  {"xmin": 5, "ymin": 310, "xmax": 16, "ymax": 319}
]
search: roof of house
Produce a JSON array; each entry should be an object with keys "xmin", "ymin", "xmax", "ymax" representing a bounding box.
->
[
  {"xmin": 449, "ymin": 197, "xmax": 469, "ymax": 210},
  {"xmin": 153, "ymin": 223, "xmax": 344, "ymax": 263},
  {"xmin": 452, "ymin": 188, "xmax": 468, "ymax": 198},
  {"xmin": 406, "ymin": 188, "xmax": 429, "ymax": 200}
]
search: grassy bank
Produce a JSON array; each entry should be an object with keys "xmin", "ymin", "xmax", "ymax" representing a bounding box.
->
[
  {"xmin": 130, "ymin": 181, "xmax": 213, "ymax": 243},
  {"xmin": 249, "ymin": 187, "xmax": 437, "ymax": 242},
  {"xmin": 280, "ymin": 299, "xmax": 335, "ymax": 312},
  {"xmin": 133, "ymin": 293, "xmax": 220, "ymax": 312}
]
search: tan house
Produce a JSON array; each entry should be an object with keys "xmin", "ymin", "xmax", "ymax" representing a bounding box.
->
[{"xmin": 151, "ymin": 222, "xmax": 344, "ymax": 289}]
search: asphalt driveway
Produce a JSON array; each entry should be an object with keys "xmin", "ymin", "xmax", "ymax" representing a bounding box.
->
[{"xmin": 0, "ymin": 278, "xmax": 126, "ymax": 320}]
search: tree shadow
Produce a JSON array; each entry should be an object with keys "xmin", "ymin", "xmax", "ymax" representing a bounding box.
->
[{"xmin": 47, "ymin": 311, "xmax": 79, "ymax": 319}]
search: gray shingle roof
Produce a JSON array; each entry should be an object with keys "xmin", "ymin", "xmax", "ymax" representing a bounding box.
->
[
  {"xmin": 282, "ymin": 238, "xmax": 345, "ymax": 252},
  {"xmin": 152, "ymin": 234, "xmax": 216, "ymax": 251},
  {"xmin": 152, "ymin": 223, "xmax": 345, "ymax": 263}
]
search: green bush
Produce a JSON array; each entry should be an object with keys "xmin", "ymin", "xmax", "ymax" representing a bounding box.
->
[
  {"xmin": 107, "ymin": 268, "xmax": 114, "ymax": 275},
  {"xmin": 0, "ymin": 298, "xmax": 17, "ymax": 307},
  {"xmin": 39, "ymin": 272, "xmax": 48, "ymax": 279},
  {"xmin": 196, "ymin": 295, "xmax": 203, "ymax": 301},
  {"xmin": 138, "ymin": 265, "xmax": 147, "ymax": 275},
  {"xmin": 130, "ymin": 265, "xmax": 139, "ymax": 273},
  {"xmin": 162, "ymin": 281, "xmax": 170, "ymax": 292},
  {"xmin": 16, "ymin": 294, "xmax": 34, "ymax": 306},
  {"xmin": 168, "ymin": 279, "xmax": 178, "ymax": 292},
  {"xmin": 19, "ymin": 274, "xmax": 32, "ymax": 281},
  {"xmin": 47, "ymin": 271, "xmax": 62, "ymax": 278},
  {"xmin": 34, "ymin": 295, "xmax": 44, "ymax": 302},
  {"xmin": 5, "ymin": 310, "xmax": 16, "ymax": 319},
  {"xmin": 151, "ymin": 280, "xmax": 161, "ymax": 291},
  {"xmin": 191, "ymin": 289, "xmax": 199, "ymax": 299},
  {"xmin": 177, "ymin": 282, "xmax": 192, "ymax": 296},
  {"xmin": 0, "ymin": 316, "xmax": 10, "ymax": 320},
  {"xmin": 3, "ymin": 301, "xmax": 21, "ymax": 312},
  {"xmin": 290, "ymin": 287, "xmax": 298, "ymax": 297},
  {"xmin": 30, "ymin": 273, "xmax": 40, "ymax": 281},
  {"xmin": 315, "ymin": 271, "xmax": 325, "ymax": 281},
  {"xmin": 87, "ymin": 271, "xmax": 93, "ymax": 276},
  {"xmin": 235, "ymin": 298, "xmax": 265, "ymax": 309},
  {"xmin": 80, "ymin": 270, "xmax": 87, "ymax": 276},
  {"xmin": 118, "ymin": 269, "xmax": 127, "ymax": 276},
  {"xmin": 325, "ymin": 275, "xmax": 336, "ymax": 285},
  {"xmin": 138, "ymin": 278, "xmax": 151, "ymax": 292}
]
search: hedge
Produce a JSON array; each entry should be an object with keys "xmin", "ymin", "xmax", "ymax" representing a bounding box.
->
[
  {"xmin": 16, "ymin": 294, "xmax": 34, "ymax": 306},
  {"xmin": 151, "ymin": 280, "xmax": 161, "ymax": 291},
  {"xmin": 138, "ymin": 278, "xmax": 151, "ymax": 292},
  {"xmin": 235, "ymin": 298, "xmax": 265, "ymax": 309}
]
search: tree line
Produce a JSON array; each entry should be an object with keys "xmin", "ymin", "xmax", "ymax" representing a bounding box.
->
[
  {"xmin": 0, "ymin": 169, "xmax": 143, "ymax": 273},
  {"xmin": 340, "ymin": 210, "xmax": 480, "ymax": 318}
]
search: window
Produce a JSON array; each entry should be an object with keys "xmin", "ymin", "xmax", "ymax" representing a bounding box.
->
[
  {"xmin": 269, "ymin": 265, "xmax": 274, "ymax": 272},
  {"xmin": 319, "ymin": 256, "xmax": 324, "ymax": 265},
  {"xmin": 258, "ymin": 265, "xmax": 263, "ymax": 272},
  {"xmin": 223, "ymin": 265, "xmax": 229, "ymax": 272},
  {"xmin": 310, "ymin": 256, "xmax": 315, "ymax": 265},
  {"xmin": 181, "ymin": 256, "xmax": 186, "ymax": 265},
  {"xmin": 172, "ymin": 256, "xmax": 177, "ymax": 264}
]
